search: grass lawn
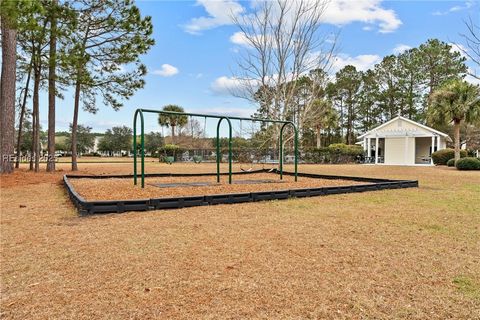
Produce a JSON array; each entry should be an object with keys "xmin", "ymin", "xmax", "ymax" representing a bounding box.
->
[{"xmin": 1, "ymin": 162, "xmax": 479, "ymax": 319}]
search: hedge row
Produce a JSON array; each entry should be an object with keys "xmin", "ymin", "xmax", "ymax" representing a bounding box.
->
[
  {"xmin": 455, "ymin": 157, "xmax": 480, "ymax": 170},
  {"xmin": 303, "ymin": 144, "xmax": 364, "ymax": 164},
  {"xmin": 431, "ymin": 148, "xmax": 467, "ymax": 165}
]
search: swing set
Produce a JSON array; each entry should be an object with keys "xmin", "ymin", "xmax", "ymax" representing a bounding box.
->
[
  {"xmin": 160, "ymin": 114, "xmax": 207, "ymax": 164},
  {"xmin": 133, "ymin": 108, "xmax": 299, "ymax": 188}
]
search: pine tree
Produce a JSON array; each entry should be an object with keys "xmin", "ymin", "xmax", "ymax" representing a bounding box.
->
[
  {"xmin": 330, "ymin": 66, "xmax": 362, "ymax": 144},
  {"xmin": 418, "ymin": 39, "xmax": 468, "ymax": 116},
  {"xmin": 357, "ymin": 69, "xmax": 381, "ymax": 132},
  {"xmin": 396, "ymin": 48, "xmax": 424, "ymax": 121},
  {"xmin": 64, "ymin": 0, "xmax": 154, "ymax": 171}
]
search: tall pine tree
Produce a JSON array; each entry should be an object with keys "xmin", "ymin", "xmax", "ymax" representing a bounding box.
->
[{"xmin": 64, "ymin": 0, "xmax": 154, "ymax": 170}]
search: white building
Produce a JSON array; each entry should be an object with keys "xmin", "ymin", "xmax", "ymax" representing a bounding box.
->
[{"xmin": 358, "ymin": 115, "xmax": 451, "ymax": 165}]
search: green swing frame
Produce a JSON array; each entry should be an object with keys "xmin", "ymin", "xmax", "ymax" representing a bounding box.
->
[{"xmin": 133, "ymin": 108, "xmax": 298, "ymax": 188}]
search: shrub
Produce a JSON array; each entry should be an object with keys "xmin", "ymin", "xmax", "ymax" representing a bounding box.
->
[
  {"xmin": 466, "ymin": 149, "xmax": 477, "ymax": 157},
  {"xmin": 327, "ymin": 143, "xmax": 364, "ymax": 156},
  {"xmin": 455, "ymin": 157, "xmax": 480, "ymax": 170},
  {"xmin": 431, "ymin": 148, "xmax": 467, "ymax": 165},
  {"xmin": 303, "ymin": 144, "xmax": 363, "ymax": 164},
  {"xmin": 446, "ymin": 158, "xmax": 456, "ymax": 167},
  {"xmin": 158, "ymin": 144, "xmax": 186, "ymax": 161},
  {"xmin": 83, "ymin": 152, "xmax": 101, "ymax": 157}
]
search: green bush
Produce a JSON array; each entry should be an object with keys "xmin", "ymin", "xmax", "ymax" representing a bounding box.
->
[
  {"xmin": 446, "ymin": 158, "xmax": 456, "ymax": 167},
  {"xmin": 158, "ymin": 144, "xmax": 185, "ymax": 161},
  {"xmin": 303, "ymin": 144, "xmax": 363, "ymax": 164},
  {"xmin": 455, "ymin": 157, "xmax": 480, "ymax": 170},
  {"xmin": 431, "ymin": 148, "xmax": 467, "ymax": 165},
  {"xmin": 466, "ymin": 149, "xmax": 477, "ymax": 157},
  {"xmin": 327, "ymin": 143, "xmax": 364, "ymax": 156}
]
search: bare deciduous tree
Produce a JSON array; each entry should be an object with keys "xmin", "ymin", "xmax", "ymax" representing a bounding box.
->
[
  {"xmin": 231, "ymin": 0, "xmax": 336, "ymax": 147},
  {"xmin": 460, "ymin": 16, "xmax": 480, "ymax": 80}
]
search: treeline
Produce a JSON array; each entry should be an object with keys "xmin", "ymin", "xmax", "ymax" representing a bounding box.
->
[
  {"xmin": 255, "ymin": 39, "xmax": 471, "ymax": 148},
  {"xmin": 330, "ymin": 40, "xmax": 467, "ymax": 144},
  {"xmin": 53, "ymin": 125, "xmax": 162, "ymax": 157},
  {"xmin": 0, "ymin": 0, "xmax": 154, "ymax": 173}
]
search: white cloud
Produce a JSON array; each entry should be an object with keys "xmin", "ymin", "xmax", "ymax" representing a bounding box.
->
[
  {"xmin": 392, "ymin": 44, "xmax": 412, "ymax": 55},
  {"xmin": 183, "ymin": 0, "xmax": 244, "ymax": 35},
  {"xmin": 152, "ymin": 64, "xmax": 179, "ymax": 77},
  {"xmin": 186, "ymin": 0, "xmax": 402, "ymax": 36},
  {"xmin": 211, "ymin": 76, "xmax": 240, "ymax": 95},
  {"xmin": 230, "ymin": 31, "xmax": 249, "ymax": 46},
  {"xmin": 322, "ymin": 0, "xmax": 402, "ymax": 33},
  {"xmin": 211, "ymin": 76, "xmax": 259, "ymax": 96},
  {"xmin": 332, "ymin": 54, "xmax": 381, "ymax": 72},
  {"xmin": 432, "ymin": 0, "xmax": 475, "ymax": 16},
  {"xmin": 449, "ymin": 42, "xmax": 469, "ymax": 59},
  {"xmin": 229, "ymin": 31, "xmax": 275, "ymax": 48},
  {"xmin": 466, "ymin": 68, "xmax": 480, "ymax": 85}
]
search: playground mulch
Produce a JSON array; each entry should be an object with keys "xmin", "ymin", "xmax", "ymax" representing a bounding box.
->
[{"xmin": 68, "ymin": 172, "xmax": 369, "ymax": 201}]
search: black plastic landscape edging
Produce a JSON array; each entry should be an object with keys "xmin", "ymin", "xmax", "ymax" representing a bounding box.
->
[{"xmin": 63, "ymin": 169, "xmax": 418, "ymax": 215}]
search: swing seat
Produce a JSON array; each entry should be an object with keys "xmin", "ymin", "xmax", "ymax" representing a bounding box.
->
[
  {"xmin": 164, "ymin": 156, "xmax": 175, "ymax": 164},
  {"xmin": 193, "ymin": 155, "xmax": 203, "ymax": 164}
]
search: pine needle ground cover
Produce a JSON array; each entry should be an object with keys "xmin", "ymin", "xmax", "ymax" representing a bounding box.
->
[
  {"xmin": 1, "ymin": 162, "xmax": 479, "ymax": 319},
  {"xmin": 69, "ymin": 172, "xmax": 369, "ymax": 201}
]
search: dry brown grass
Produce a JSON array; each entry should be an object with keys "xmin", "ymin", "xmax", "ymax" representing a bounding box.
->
[{"xmin": 1, "ymin": 162, "xmax": 479, "ymax": 319}]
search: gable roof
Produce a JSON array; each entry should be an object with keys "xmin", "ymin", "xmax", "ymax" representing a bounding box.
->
[{"xmin": 358, "ymin": 115, "xmax": 450, "ymax": 139}]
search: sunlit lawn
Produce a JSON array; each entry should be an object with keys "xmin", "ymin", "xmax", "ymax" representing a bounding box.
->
[{"xmin": 1, "ymin": 162, "xmax": 479, "ymax": 319}]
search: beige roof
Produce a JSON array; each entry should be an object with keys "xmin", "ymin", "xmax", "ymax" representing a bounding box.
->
[{"xmin": 358, "ymin": 116, "xmax": 451, "ymax": 141}]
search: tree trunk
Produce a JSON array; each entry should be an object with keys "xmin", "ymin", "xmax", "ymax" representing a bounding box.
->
[
  {"xmin": 30, "ymin": 108, "xmax": 35, "ymax": 170},
  {"xmin": 47, "ymin": 0, "xmax": 58, "ymax": 172},
  {"xmin": 316, "ymin": 125, "xmax": 321, "ymax": 148},
  {"xmin": 0, "ymin": 19, "xmax": 17, "ymax": 174},
  {"xmin": 71, "ymin": 79, "xmax": 81, "ymax": 171},
  {"xmin": 171, "ymin": 125, "xmax": 176, "ymax": 144},
  {"xmin": 15, "ymin": 60, "xmax": 33, "ymax": 169},
  {"xmin": 33, "ymin": 69, "xmax": 41, "ymax": 172},
  {"xmin": 454, "ymin": 119, "xmax": 461, "ymax": 161}
]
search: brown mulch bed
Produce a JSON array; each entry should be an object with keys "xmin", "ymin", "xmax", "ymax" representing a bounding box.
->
[{"xmin": 69, "ymin": 172, "xmax": 368, "ymax": 201}]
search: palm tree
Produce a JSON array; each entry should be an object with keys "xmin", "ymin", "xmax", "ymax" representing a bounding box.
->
[
  {"xmin": 428, "ymin": 80, "xmax": 480, "ymax": 160},
  {"xmin": 158, "ymin": 105, "xmax": 188, "ymax": 140}
]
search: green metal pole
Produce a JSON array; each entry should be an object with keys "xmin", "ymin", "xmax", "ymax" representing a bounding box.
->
[
  {"xmin": 216, "ymin": 117, "xmax": 233, "ymax": 184},
  {"xmin": 279, "ymin": 122, "xmax": 298, "ymax": 181},
  {"xmin": 141, "ymin": 111, "xmax": 145, "ymax": 188},
  {"xmin": 133, "ymin": 110, "xmax": 138, "ymax": 185},
  {"xmin": 227, "ymin": 118, "xmax": 232, "ymax": 184},
  {"xmin": 293, "ymin": 122, "xmax": 298, "ymax": 182},
  {"xmin": 216, "ymin": 120, "xmax": 221, "ymax": 183},
  {"xmin": 279, "ymin": 124, "xmax": 284, "ymax": 180}
]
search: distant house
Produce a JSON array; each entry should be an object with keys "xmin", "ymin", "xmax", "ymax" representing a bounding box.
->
[
  {"xmin": 357, "ymin": 115, "xmax": 451, "ymax": 165},
  {"xmin": 88, "ymin": 135, "xmax": 130, "ymax": 157}
]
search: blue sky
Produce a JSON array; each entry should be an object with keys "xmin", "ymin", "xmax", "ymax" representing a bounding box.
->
[{"xmin": 41, "ymin": 0, "xmax": 479, "ymax": 133}]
